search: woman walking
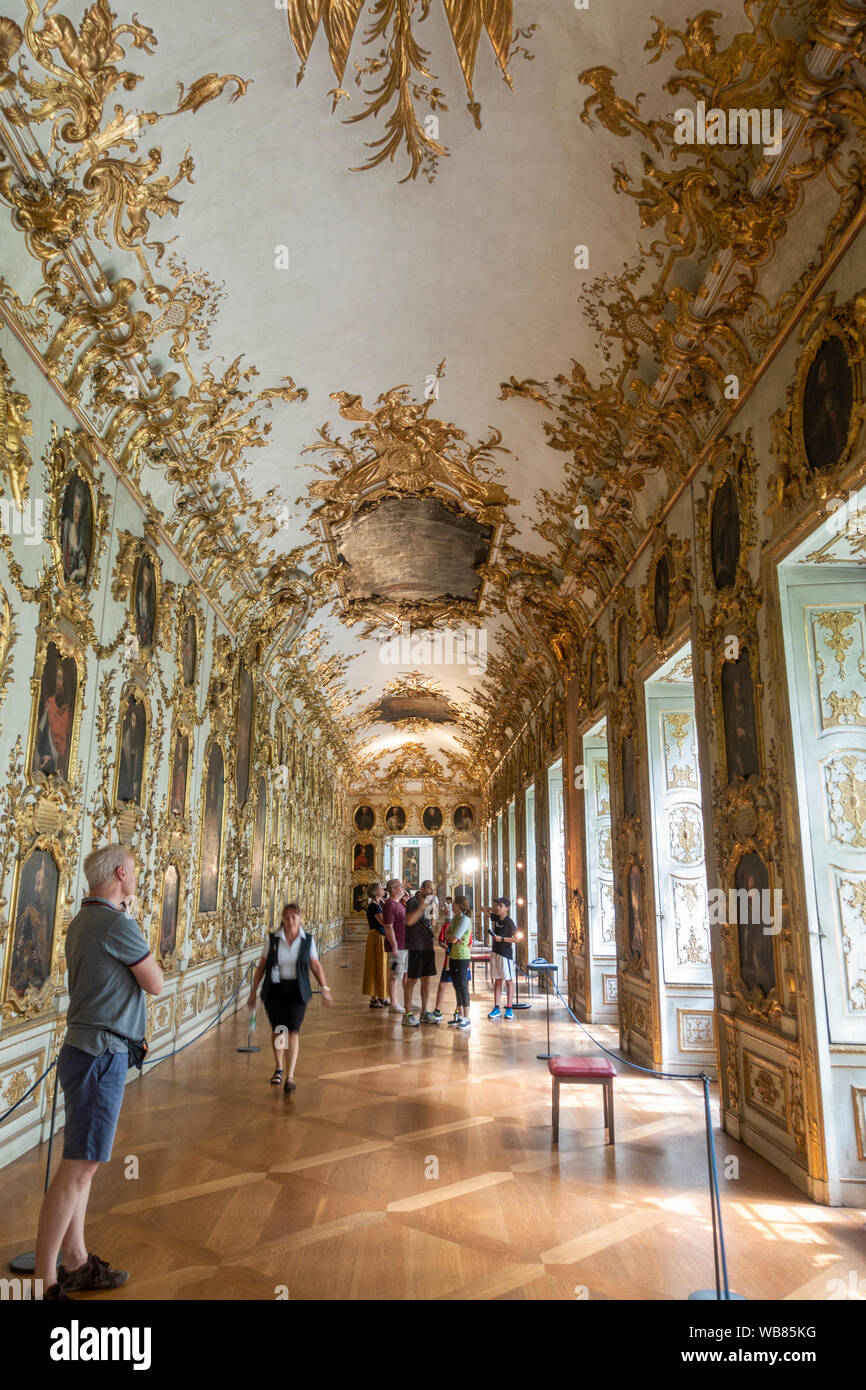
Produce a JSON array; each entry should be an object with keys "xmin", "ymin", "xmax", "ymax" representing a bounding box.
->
[
  {"xmin": 248, "ymin": 903, "xmax": 331, "ymax": 1092},
  {"xmin": 363, "ymin": 882, "xmax": 389, "ymax": 1008},
  {"xmin": 446, "ymin": 895, "xmax": 473, "ymax": 1031}
]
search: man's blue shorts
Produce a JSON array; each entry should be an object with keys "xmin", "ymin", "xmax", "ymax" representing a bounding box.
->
[{"xmin": 58, "ymin": 1044, "xmax": 128, "ymax": 1162}]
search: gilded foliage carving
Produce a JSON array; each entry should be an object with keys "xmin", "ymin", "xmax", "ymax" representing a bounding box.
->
[{"xmin": 285, "ymin": 0, "xmax": 535, "ymax": 182}]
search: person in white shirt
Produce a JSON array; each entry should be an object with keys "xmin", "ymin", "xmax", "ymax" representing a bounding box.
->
[{"xmin": 248, "ymin": 903, "xmax": 331, "ymax": 1093}]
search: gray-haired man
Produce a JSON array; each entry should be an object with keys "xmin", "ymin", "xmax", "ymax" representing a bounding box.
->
[{"xmin": 35, "ymin": 845, "xmax": 163, "ymax": 1300}]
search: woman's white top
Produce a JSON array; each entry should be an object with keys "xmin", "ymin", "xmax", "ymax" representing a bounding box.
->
[{"xmin": 261, "ymin": 927, "xmax": 319, "ymax": 981}]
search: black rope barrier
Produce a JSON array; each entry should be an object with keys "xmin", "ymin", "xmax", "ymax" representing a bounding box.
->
[
  {"xmin": 516, "ymin": 957, "xmax": 736, "ymax": 1300},
  {"xmin": 0, "ymin": 1057, "xmax": 57, "ymax": 1127},
  {"xmin": 6, "ymin": 960, "xmax": 256, "ymax": 1276},
  {"xmin": 141, "ymin": 963, "xmax": 254, "ymax": 1070}
]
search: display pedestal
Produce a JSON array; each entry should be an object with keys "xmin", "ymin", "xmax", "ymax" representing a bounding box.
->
[{"xmin": 528, "ymin": 961, "xmax": 559, "ymax": 1059}]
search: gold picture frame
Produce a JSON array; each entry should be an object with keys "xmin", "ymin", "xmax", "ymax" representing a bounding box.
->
[
  {"xmin": 1, "ymin": 840, "xmax": 65, "ymax": 1023},
  {"xmin": 26, "ymin": 625, "xmax": 85, "ymax": 788}
]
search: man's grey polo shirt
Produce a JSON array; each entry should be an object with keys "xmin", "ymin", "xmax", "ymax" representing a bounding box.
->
[{"xmin": 64, "ymin": 898, "xmax": 150, "ymax": 1057}]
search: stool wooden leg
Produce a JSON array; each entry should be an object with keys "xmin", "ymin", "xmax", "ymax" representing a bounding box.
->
[
  {"xmin": 602, "ymin": 1080, "xmax": 609, "ymax": 1134},
  {"xmin": 552, "ymin": 1078, "xmax": 560, "ymax": 1144},
  {"xmin": 606, "ymin": 1081, "xmax": 615, "ymax": 1145}
]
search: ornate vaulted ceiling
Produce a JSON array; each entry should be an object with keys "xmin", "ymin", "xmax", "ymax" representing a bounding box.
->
[{"xmin": 1, "ymin": 0, "xmax": 863, "ymax": 786}]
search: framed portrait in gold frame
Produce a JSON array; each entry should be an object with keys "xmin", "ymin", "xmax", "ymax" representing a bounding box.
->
[
  {"xmin": 131, "ymin": 548, "xmax": 160, "ymax": 652},
  {"xmin": 26, "ymin": 628, "xmax": 84, "ymax": 787},
  {"xmin": 113, "ymin": 685, "xmax": 150, "ymax": 809},
  {"xmin": 198, "ymin": 738, "xmax": 226, "ymax": 916},
  {"xmin": 1, "ymin": 842, "xmax": 64, "ymax": 1021},
  {"xmin": 157, "ymin": 861, "xmax": 182, "ymax": 968}
]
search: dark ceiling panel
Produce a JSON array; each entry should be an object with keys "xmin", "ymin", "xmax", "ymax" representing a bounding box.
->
[{"xmin": 332, "ymin": 497, "xmax": 491, "ymax": 602}]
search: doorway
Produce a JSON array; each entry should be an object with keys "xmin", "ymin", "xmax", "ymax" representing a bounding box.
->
[
  {"xmin": 384, "ymin": 836, "xmax": 433, "ymax": 893},
  {"xmin": 644, "ymin": 644, "xmax": 716, "ymax": 1072}
]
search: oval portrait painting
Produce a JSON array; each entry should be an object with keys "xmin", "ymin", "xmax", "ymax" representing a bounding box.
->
[
  {"xmin": 802, "ymin": 333, "xmax": 854, "ymax": 472},
  {"xmin": 710, "ymin": 476, "xmax": 740, "ymax": 591},
  {"xmin": 653, "ymin": 552, "xmax": 671, "ymax": 640},
  {"xmin": 453, "ymin": 804, "xmax": 475, "ymax": 832},
  {"xmin": 617, "ymin": 615, "xmax": 630, "ymax": 687},
  {"xmin": 60, "ymin": 471, "xmax": 93, "ymax": 587}
]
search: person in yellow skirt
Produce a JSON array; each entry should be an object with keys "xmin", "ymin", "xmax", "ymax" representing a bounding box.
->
[{"xmin": 363, "ymin": 882, "xmax": 390, "ymax": 1008}]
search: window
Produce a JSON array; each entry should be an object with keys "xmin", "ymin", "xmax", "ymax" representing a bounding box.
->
[
  {"xmin": 525, "ymin": 785, "xmax": 537, "ymax": 955},
  {"xmin": 547, "ymin": 759, "xmax": 566, "ymax": 974}
]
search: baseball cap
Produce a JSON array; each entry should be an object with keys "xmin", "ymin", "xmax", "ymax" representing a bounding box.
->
[{"xmin": 494, "ymin": 897, "xmax": 511, "ymax": 907}]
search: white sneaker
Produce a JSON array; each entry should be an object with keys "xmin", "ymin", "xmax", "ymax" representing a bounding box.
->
[
  {"xmin": 457, "ymin": 1017, "xmax": 471, "ymax": 1030},
  {"xmin": 388, "ymin": 1004, "xmax": 404, "ymax": 1013}
]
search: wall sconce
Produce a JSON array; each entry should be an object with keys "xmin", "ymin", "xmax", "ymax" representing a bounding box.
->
[
  {"xmin": 516, "ymin": 859, "xmax": 524, "ymax": 870},
  {"xmin": 516, "ymin": 897, "xmax": 525, "ymax": 907}
]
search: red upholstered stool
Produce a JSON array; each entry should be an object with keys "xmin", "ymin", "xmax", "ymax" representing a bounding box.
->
[
  {"xmin": 469, "ymin": 951, "xmax": 491, "ymax": 993},
  {"xmin": 548, "ymin": 1056, "xmax": 616, "ymax": 1145}
]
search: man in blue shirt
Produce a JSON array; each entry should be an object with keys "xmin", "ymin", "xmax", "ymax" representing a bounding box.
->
[{"xmin": 35, "ymin": 845, "xmax": 163, "ymax": 1300}]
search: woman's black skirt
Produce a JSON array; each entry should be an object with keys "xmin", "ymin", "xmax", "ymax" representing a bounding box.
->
[{"xmin": 264, "ymin": 979, "xmax": 307, "ymax": 1033}]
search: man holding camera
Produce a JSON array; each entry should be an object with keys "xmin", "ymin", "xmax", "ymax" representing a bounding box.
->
[{"xmin": 402, "ymin": 879, "xmax": 439, "ymax": 1027}]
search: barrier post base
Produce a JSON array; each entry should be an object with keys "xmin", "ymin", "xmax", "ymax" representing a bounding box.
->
[
  {"xmin": 688, "ymin": 1289, "xmax": 746, "ymax": 1301},
  {"xmin": 9, "ymin": 1251, "xmax": 60, "ymax": 1274}
]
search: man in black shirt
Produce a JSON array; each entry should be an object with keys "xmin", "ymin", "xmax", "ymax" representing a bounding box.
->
[
  {"xmin": 486, "ymin": 898, "xmax": 521, "ymax": 1020},
  {"xmin": 402, "ymin": 879, "xmax": 439, "ymax": 1027}
]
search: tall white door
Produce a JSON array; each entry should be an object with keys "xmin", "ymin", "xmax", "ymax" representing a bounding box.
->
[
  {"xmin": 548, "ymin": 760, "xmax": 567, "ymax": 980},
  {"xmin": 645, "ymin": 671, "xmax": 715, "ymax": 1070},
  {"xmin": 525, "ymin": 785, "xmax": 537, "ymax": 958},
  {"xmin": 781, "ymin": 568, "xmax": 866, "ymax": 1195},
  {"xmin": 584, "ymin": 726, "xmax": 618, "ymax": 1020}
]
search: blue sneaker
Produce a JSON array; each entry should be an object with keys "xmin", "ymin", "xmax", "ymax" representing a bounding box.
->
[
  {"xmin": 488, "ymin": 1007, "xmax": 501, "ymax": 1020},
  {"xmin": 504, "ymin": 1007, "xmax": 514, "ymax": 1020}
]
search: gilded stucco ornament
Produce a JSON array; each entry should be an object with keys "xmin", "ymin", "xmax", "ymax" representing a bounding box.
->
[
  {"xmin": 304, "ymin": 376, "xmax": 513, "ymax": 525},
  {"xmin": 300, "ymin": 372, "xmax": 517, "ymax": 643},
  {"xmin": 0, "ymin": 347, "xmax": 34, "ymax": 505},
  {"xmin": 638, "ymin": 529, "xmax": 692, "ymax": 660},
  {"xmin": 0, "ymin": 736, "xmax": 83, "ymax": 1024},
  {"xmin": 502, "ymin": 0, "xmax": 866, "ymax": 656},
  {"xmin": 285, "ymin": 0, "xmax": 535, "ymax": 182}
]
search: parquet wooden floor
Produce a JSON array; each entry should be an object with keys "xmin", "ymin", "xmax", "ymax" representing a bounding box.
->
[{"xmin": 1, "ymin": 939, "xmax": 863, "ymax": 1300}]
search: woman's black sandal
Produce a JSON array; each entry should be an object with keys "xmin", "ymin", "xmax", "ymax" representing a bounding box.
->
[{"xmin": 270, "ymin": 1069, "xmax": 283, "ymax": 1085}]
